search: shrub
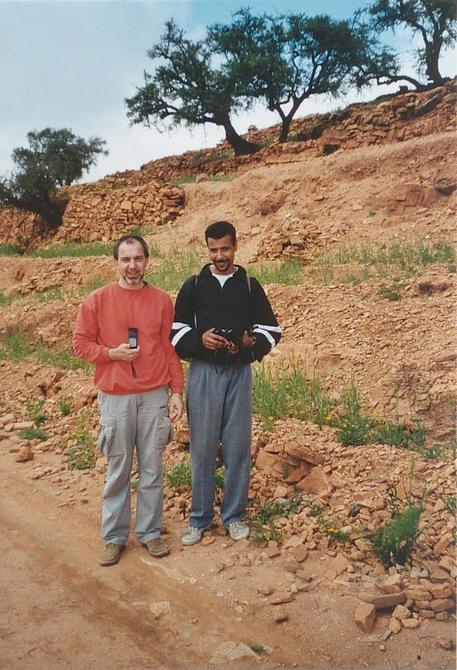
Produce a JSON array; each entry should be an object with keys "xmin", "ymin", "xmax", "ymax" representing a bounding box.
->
[{"xmin": 370, "ymin": 506, "xmax": 422, "ymax": 567}]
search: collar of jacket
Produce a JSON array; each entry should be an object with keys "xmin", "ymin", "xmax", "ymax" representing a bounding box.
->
[{"xmin": 199, "ymin": 263, "xmax": 247, "ymax": 282}]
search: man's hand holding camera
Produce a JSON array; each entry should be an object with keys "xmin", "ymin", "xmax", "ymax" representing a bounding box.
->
[
  {"xmin": 108, "ymin": 343, "xmax": 140, "ymax": 362},
  {"xmin": 202, "ymin": 328, "xmax": 255, "ymax": 354}
]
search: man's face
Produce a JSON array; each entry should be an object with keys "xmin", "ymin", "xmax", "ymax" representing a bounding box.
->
[
  {"xmin": 207, "ymin": 235, "xmax": 236, "ymax": 275},
  {"xmin": 116, "ymin": 240, "xmax": 149, "ymax": 289}
]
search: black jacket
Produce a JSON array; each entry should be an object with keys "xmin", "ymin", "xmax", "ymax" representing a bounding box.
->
[{"xmin": 170, "ymin": 264, "xmax": 281, "ymax": 365}]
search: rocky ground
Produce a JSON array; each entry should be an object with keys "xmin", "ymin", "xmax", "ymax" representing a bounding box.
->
[{"xmin": 0, "ymin": 95, "xmax": 456, "ymax": 669}]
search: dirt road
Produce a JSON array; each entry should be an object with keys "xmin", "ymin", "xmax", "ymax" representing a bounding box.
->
[{"xmin": 0, "ymin": 445, "xmax": 455, "ymax": 670}]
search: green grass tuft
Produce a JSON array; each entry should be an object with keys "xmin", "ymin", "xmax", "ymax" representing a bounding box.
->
[
  {"xmin": 146, "ymin": 248, "xmax": 204, "ymax": 292},
  {"xmin": 249, "ymin": 260, "xmax": 304, "ymax": 286},
  {"xmin": 314, "ymin": 240, "xmax": 455, "ymax": 285}
]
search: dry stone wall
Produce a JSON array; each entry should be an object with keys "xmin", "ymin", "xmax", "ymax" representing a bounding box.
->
[
  {"xmin": 0, "ymin": 208, "xmax": 46, "ymax": 249},
  {"xmin": 138, "ymin": 80, "xmax": 457, "ymax": 182},
  {"xmin": 54, "ymin": 180, "xmax": 184, "ymax": 242}
]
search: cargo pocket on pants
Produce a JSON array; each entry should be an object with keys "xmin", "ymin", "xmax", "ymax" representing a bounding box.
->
[
  {"xmin": 97, "ymin": 424, "xmax": 115, "ymax": 457},
  {"xmin": 156, "ymin": 415, "xmax": 172, "ymax": 449}
]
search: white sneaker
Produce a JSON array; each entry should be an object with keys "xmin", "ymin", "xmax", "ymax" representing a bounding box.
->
[
  {"xmin": 181, "ymin": 526, "xmax": 205, "ymax": 546},
  {"xmin": 227, "ymin": 521, "xmax": 250, "ymax": 541}
]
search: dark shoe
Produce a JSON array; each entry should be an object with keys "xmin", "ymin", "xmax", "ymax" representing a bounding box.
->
[
  {"xmin": 142, "ymin": 537, "xmax": 170, "ymax": 558},
  {"xmin": 99, "ymin": 543, "xmax": 125, "ymax": 566}
]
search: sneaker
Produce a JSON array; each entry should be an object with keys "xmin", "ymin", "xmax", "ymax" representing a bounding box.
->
[
  {"xmin": 99, "ymin": 543, "xmax": 125, "ymax": 566},
  {"xmin": 226, "ymin": 521, "xmax": 250, "ymax": 541},
  {"xmin": 142, "ymin": 538, "xmax": 170, "ymax": 558},
  {"xmin": 181, "ymin": 525, "xmax": 208, "ymax": 546}
]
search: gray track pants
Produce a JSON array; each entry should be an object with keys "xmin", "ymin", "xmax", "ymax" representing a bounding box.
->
[
  {"xmin": 187, "ymin": 360, "xmax": 252, "ymax": 529},
  {"xmin": 97, "ymin": 387, "xmax": 171, "ymax": 545}
]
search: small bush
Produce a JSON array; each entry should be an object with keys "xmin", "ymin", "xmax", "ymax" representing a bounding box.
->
[{"xmin": 370, "ymin": 506, "xmax": 422, "ymax": 567}]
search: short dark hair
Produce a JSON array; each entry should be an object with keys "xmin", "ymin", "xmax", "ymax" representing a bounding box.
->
[
  {"xmin": 113, "ymin": 235, "xmax": 149, "ymax": 259},
  {"xmin": 205, "ymin": 221, "xmax": 236, "ymax": 245}
]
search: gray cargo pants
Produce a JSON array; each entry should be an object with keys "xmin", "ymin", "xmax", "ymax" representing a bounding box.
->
[{"xmin": 97, "ymin": 386, "xmax": 171, "ymax": 545}]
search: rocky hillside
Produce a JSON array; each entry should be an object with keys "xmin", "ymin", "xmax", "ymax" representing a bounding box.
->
[{"xmin": 0, "ymin": 80, "xmax": 455, "ymax": 667}]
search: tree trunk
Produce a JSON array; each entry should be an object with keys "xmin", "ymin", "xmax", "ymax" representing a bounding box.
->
[
  {"xmin": 425, "ymin": 41, "xmax": 444, "ymax": 85},
  {"xmin": 222, "ymin": 118, "xmax": 259, "ymax": 155},
  {"xmin": 278, "ymin": 116, "xmax": 292, "ymax": 143}
]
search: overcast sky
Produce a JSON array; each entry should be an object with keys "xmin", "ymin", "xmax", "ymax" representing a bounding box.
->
[{"xmin": 0, "ymin": 0, "xmax": 455, "ymax": 182}]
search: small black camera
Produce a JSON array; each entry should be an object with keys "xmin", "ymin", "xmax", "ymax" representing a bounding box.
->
[
  {"xmin": 128, "ymin": 327, "xmax": 138, "ymax": 349},
  {"xmin": 213, "ymin": 327, "xmax": 243, "ymax": 348}
]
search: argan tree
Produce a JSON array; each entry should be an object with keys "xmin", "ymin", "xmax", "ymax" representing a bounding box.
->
[
  {"xmin": 368, "ymin": 0, "xmax": 456, "ymax": 85},
  {"xmin": 0, "ymin": 128, "xmax": 107, "ymax": 229},
  {"xmin": 126, "ymin": 20, "xmax": 259, "ymax": 155},
  {"xmin": 209, "ymin": 9, "xmax": 398, "ymax": 142}
]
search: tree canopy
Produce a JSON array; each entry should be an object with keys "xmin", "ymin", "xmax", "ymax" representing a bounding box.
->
[
  {"xmin": 126, "ymin": 20, "xmax": 259, "ymax": 155},
  {"xmin": 126, "ymin": 6, "xmax": 454, "ymax": 154},
  {"xmin": 0, "ymin": 128, "xmax": 107, "ymax": 229},
  {"xmin": 210, "ymin": 9, "xmax": 398, "ymax": 142},
  {"xmin": 368, "ymin": 0, "xmax": 456, "ymax": 85}
]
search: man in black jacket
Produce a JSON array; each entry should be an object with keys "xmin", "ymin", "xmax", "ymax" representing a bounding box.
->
[{"xmin": 171, "ymin": 221, "xmax": 281, "ymax": 545}]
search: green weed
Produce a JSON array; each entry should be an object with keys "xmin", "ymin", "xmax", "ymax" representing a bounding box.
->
[
  {"xmin": 166, "ymin": 460, "xmax": 192, "ymax": 489},
  {"xmin": 171, "ymin": 176, "xmax": 196, "ymax": 185},
  {"xmin": 65, "ymin": 412, "xmax": 96, "ymax": 470},
  {"xmin": 370, "ymin": 506, "xmax": 422, "ymax": 567},
  {"xmin": 146, "ymin": 248, "xmax": 204, "ymax": 292},
  {"xmin": 29, "ymin": 242, "xmax": 113, "ymax": 258},
  {"xmin": 334, "ymin": 382, "xmax": 372, "ymax": 446},
  {"xmin": 0, "ymin": 331, "xmax": 34, "ymax": 360},
  {"xmin": 249, "ymin": 260, "xmax": 304, "ymax": 286},
  {"xmin": 26, "ymin": 398, "xmax": 48, "ymax": 426},
  {"xmin": 166, "ymin": 458, "xmax": 224, "ymax": 491},
  {"xmin": 250, "ymin": 495, "xmax": 302, "ymax": 545},
  {"xmin": 18, "ymin": 426, "xmax": 48, "ymax": 441},
  {"xmin": 58, "ymin": 396, "xmax": 73, "ymax": 416},
  {"xmin": 249, "ymin": 644, "xmax": 266, "ymax": 655},
  {"xmin": 0, "ymin": 291, "xmax": 15, "ymax": 306},
  {"xmin": 378, "ymin": 279, "xmax": 403, "ymax": 301},
  {"xmin": 306, "ymin": 503, "xmax": 349, "ymax": 542},
  {"xmin": 446, "ymin": 496, "xmax": 457, "ymax": 513},
  {"xmin": 0, "ymin": 244, "xmax": 21, "ymax": 256},
  {"xmin": 314, "ymin": 240, "xmax": 455, "ymax": 285},
  {"xmin": 253, "ymin": 363, "xmax": 335, "ymax": 430},
  {"xmin": 35, "ymin": 287, "xmax": 64, "ymax": 303},
  {"xmin": 373, "ymin": 421, "xmax": 426, "ymax": 452},
  {"xmin": 0, "ymin": 330, "xmax": 93, "ymax": 373}
]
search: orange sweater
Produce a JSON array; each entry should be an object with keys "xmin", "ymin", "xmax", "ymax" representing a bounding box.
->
[{"xmin": 73, "ymin": 282, "xmax": 184, "ymax": 395}]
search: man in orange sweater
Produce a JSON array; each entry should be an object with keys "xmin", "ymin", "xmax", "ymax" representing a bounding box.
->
[{"xmin": 73, "ymin": 235, "xmax": 184, "ymax": 566}]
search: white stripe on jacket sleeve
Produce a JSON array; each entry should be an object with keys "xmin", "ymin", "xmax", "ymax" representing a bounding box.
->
[{"xmin": 171, "ymin": 326, "xmax": 192, "ymax": 347}]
